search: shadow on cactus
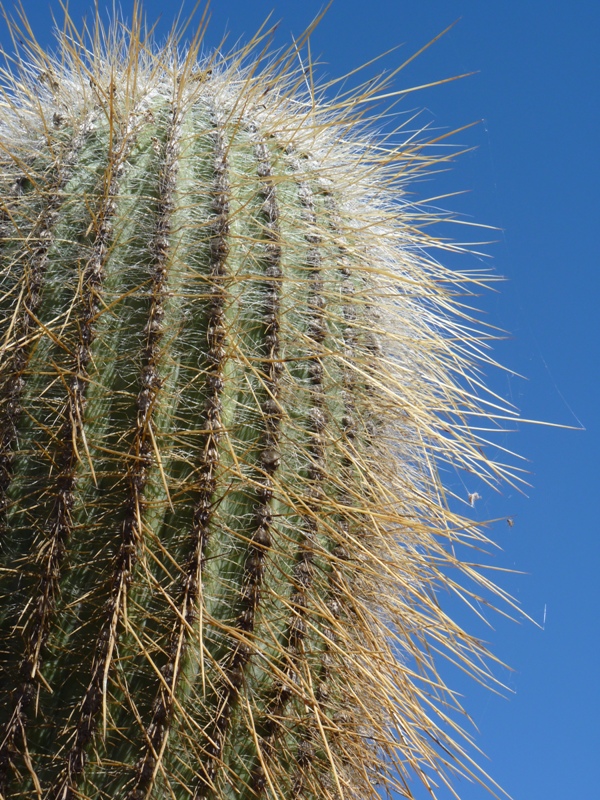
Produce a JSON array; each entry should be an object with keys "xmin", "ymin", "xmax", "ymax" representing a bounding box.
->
[{"xmin": 0, "ymin": 3, "xmax": 526, "ymax": 799}]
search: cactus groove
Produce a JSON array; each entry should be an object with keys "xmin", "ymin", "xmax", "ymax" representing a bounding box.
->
[{"xmin": 0, "ymin": 6, "xmax": 521, "ymax": 800}]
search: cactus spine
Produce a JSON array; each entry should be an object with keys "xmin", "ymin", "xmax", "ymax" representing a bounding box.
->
[{"xmin": 0, "ymin": 6, "xmax": 518, "ymax": 800}]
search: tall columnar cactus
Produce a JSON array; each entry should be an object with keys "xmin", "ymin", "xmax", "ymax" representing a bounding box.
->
[{"xmin": 0, "ymin": 7, "xmax": 519, "ymax": 800}]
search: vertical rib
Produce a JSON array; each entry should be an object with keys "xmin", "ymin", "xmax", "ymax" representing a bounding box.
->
[
  {"xmin": 50, "ymin": 100, "xmax": 181, "ymax": 800},
  {"xmin": 239, "ymin": 149, "xmax": 334, "ymax": 800},
  {"xmin": 194, "ymin": 126, "xmax": 283, "ymax": 800},
  {"xmin": 0, "ymin": 116, "xmax": 123, "ymax": 796},
  {"xmin": 124, "ymin": 100, "xmax": 231, "ymax": 800},
  {"xmin": 309, "ymin": 188, "xmax": 365, "ymax": 800},
  {"xmin": 284, "ymin": 162, "xmax": 332, "ymax": 800}
]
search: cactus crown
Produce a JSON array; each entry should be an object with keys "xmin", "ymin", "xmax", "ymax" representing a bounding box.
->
[{"xmin": 0, "ymin": 5, "xmax": 519, "ymax": 800}]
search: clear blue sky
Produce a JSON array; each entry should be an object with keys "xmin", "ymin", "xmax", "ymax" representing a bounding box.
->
[{"xmin": 2, "ymin": 2, "xmax": 597, "ymax": 798}]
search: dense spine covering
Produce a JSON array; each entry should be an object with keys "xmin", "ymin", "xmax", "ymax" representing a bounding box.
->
[{"xmin": 0, "ymin": 7, "xmax": 521, "ymax": 800}]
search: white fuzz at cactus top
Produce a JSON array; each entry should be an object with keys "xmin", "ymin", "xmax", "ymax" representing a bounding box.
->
[{"xmin": 0, "ymin": 5, "xmax": 523, "ymax": 800}]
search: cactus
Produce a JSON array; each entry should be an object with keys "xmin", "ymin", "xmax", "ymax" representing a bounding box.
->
[{"xmin": 0, "ymin": 6, "xmax": 519, "ymax": 800}]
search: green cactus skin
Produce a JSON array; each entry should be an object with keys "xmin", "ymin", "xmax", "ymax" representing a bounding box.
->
[{"xmin": 0, "ymin": 7, "xmax": 519, "ymax": 800}]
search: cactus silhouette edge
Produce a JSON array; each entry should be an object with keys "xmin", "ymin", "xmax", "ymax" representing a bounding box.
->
[{"xmin": 0, "ymin": 4, "xmax": 521, "ymax": 799}]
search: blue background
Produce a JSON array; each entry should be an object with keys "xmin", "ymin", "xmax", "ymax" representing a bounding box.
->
[{"xmin": 2, "ymin": 2, "xmax": 597, "ymax": 798}]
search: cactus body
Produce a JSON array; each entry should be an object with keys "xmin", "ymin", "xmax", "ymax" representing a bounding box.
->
[{"xmin": 0, "ymin": 9, "xmax": 517, "ymax": 800}]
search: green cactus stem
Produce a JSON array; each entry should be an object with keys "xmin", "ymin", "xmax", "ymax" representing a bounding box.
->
[{"xmin": 0, "ymin": 6, "xmax": 521, "ymax": 800}]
